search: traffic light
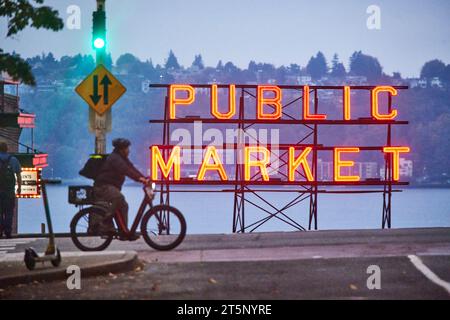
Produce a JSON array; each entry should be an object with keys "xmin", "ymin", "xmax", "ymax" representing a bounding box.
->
[{"xmin": 92, "ymin": 10, "xmax": 106, "ymax": 50}]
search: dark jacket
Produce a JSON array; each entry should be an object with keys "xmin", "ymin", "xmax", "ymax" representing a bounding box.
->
[{"xmin": 94, "ymin": 150, "xmax": 144, "ymax": 190}]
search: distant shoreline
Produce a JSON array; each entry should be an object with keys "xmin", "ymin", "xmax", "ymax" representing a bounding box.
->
[
  {"xmin": 409, "ymin": 183, "xmax": 450, "ymax": 189},
  {"xmin": 47, "ymin": 179, "xmax": 450, "ymax": 190}
]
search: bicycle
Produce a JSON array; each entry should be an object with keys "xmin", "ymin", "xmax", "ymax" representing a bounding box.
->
[{"xmin": 69, "ymin": 182, "xmax": 186, "ymax": 251}]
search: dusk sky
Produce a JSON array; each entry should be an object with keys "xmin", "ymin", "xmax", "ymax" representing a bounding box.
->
[{"xmin": 1, "ymin": 0, "xmax": 450, "ymax": 78}]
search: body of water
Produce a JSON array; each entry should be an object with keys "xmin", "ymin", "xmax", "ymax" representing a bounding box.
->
[{"xmin": 17, "ymin": 184, "xmax": 450, "ymax": 234}]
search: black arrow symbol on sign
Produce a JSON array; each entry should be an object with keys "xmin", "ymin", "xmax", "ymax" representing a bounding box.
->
[
  {"xmin": 89, "ymin": 75, "xmax": 102, "ymax": 105},
  {"xmin": 100, "ymin": 75, "xmax": 112, "ymax": 105}
]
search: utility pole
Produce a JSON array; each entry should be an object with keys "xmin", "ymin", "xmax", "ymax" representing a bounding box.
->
[{"xmin": 91, "ymin": 0, "xmax": 111, "ymax": 154}]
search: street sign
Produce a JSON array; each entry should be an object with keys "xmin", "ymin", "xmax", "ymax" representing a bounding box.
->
[
  {"xmin": 16, "ymin": 168, "xmax": 42, "ymax": 199},
  {"xmin": 75, "ymin": 64, "xmax": 126, "ymax": 115}
]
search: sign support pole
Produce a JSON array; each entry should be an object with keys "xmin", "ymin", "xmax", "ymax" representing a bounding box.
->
[{"xmin": 93, "ymin": 0, "xmax": 108, "ymax": 155}]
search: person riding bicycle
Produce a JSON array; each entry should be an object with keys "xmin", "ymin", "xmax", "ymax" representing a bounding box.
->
[{"xmin": 93, "ymin": 138, "xmax": 149, "ymax": 236}]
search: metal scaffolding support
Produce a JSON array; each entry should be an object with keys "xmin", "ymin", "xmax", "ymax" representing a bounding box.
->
[{"xmin": 149, "ymin": 84, "xmax": 408, "ymax": 233}]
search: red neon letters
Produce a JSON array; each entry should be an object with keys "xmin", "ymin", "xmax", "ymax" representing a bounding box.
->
[
  {"xmin": 169, "ymin": 85, "xmax": 195, "ymax": 119},
  {"xmin": 150, "ymin": 146, "xmax": 410, "ymax": 182},
  {"xmin": 168, "ymin": 85, "xmax": 400, "ymax": 121},
  {"xmin": 211, "ymin": 84, "xmax": 236, "ymax": 119},
  {"xmin": 371, "ymin": 86, "xmax": 398, "ymax": 120},
  {"xmin": 257, "ymin": 85, "xmax": 282, "ymax": 120},
  {"xmin": 383, "ymin": 147, "xmax": 410, "ymax": 181},
  {"xmin": 154, "ymin": 84, "xmax": 409, "ymax": 183},
  {"xmin": 334, "ymin": 147, "xmax": 361, "ymax": 182},
  {"xmin": 303, "ymin": 85, "xmax": 327, "ymax": 120}
]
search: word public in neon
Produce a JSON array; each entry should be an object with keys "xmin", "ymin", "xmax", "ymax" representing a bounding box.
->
[
  {"xmin": 168, "ymin": 84, "xmax": 400, "ymax": 121},
  {"xmin": 152, "ymin": 84, "xmax": 410, "ymax": 183}
]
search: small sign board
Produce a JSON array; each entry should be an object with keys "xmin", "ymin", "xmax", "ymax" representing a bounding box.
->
[
  {"xmin": 16, "ymin": 168, "xmax": 42, "ymax": 199},
  {"xmin": 75, "ymin": 64, "xmax": 126, "ymax": 115}
]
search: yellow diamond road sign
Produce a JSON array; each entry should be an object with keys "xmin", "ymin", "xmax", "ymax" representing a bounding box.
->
[{"xmin": 75, "ymin": 64, "xmax": 126, "ymax": 115}]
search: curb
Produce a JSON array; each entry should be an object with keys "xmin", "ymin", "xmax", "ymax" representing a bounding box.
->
[{"xmin": 0, "ymin": 251, "xmax": 140, "ymax": 288}]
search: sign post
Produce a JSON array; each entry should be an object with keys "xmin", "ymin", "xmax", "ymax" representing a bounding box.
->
[{"xmin": 93, "ymin": 0, "xmax": 107, "ymax": 154}]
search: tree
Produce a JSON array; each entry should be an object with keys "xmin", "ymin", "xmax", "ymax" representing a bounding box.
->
[
  {"xmin": 0, "ymin": 0, "xmax": 64, "ymax": 85},
  {"xmin": 222, "ymin": 61, "xmax": 240, "ymax": 82},
  {"xmin": 116, "ymin": 53, "xmax": 139, "ymax": 67},
  {"xmin": 223, "ymin": 61, "xmax": 239, "ymax": 73},
  {"xmin": 441, "ymin": 65, "xmax": 450, "ymax": 86},
  {"xmin": 330, "ymin": 54, "xmax": 346, "ymax": 78},
  {"xmin": 420, "ymin": 59, "xmax": 446, "ymax": 79},
  {"xmin": 165, "ymin": 50, "xmax": 181, "ymax": 70},
  {"xmin": 79, "ymin": 55, "xmax": 95, "ymax": 76},
  {"xmin": 306, "ymin": 51, "xmax": 328, "ymax": 80},
  {"xmin": 42, "ymin": 52, "xmax": 57, "ymax": 68},
  {"xmin": 331, "ymin": 54, "xmax": 339, "ymax": 70},
  {"xmin": 288, "ymin": 64, "xmax": 301, "ymax": 74},
  {"xmin": 349, "ymin": 51, "xmax": 382, "ymax": 81},
  {"xmin": 140, "ymin": 59, "xmax": 156, "ymax": 79},
  {"xmin": 392, "ymin": 72, "xmax": 402, "ymax": 79},
  {"xmin": 104, "ymin": 53, "xmax": 113, "ymax": 69},
  {"xmin": 116, "ymin": 53, "xmax": 142, "ymax": 74},
  {"xmin": 248, "ymin": 60, "xmax": 258, "ymax": 73},
  {"xmin": 216, "ymin": 60, "xmax": 224, "ymax": 70},
  {"xmin": 276, "ymin": 66, "xmax": 287, "ymax": 84},
  {"xmin": 191, "ymin": 54, "xmax": 204, "ymax": 70}
]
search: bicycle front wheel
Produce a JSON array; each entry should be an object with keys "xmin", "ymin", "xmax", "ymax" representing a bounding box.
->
[
  {"xmin": 141, "ymin": 205, "xmax": 186, "ymax": 251},
  {"xmin": 70, "ymin": 207, "xmax": 113, "ymax": 251}
]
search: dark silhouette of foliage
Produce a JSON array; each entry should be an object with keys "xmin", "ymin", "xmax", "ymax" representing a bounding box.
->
[
  {"xmin": 306, "ymin": 51, "xmax": 328, "ymax": 80},
  {"xmin": 330, "ymin": 54, "xmax": 346, "ymax": 78},
  {"xmin": 165, "ymin": 50, "xmax": 180, "ymax": 70},
  {"xmin": 420, "ymin": 59, "xmax": 446, "ymax": 79},
  {"xmin": 349, "ymin": 51, "xmax": 382, "ymax": 81},
  {"xmin": 0, "ymin": 0, "xmax": 63, "ymax": 85},
  {"xmin": 192, "ymin": 54, "xmax": 204, "ymax": 70}
]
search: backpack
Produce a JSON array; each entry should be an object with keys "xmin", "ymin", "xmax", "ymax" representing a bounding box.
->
[
  {"xmin": 79, "ymin": 155, "xmax": 108, "ymax": 180},
  {"xmin": 0, "ymin": 156, "xmax": 16, "ymax": 192}
]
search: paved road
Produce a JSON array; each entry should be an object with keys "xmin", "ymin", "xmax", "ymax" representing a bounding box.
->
[{"xmin": 1, "ymin": 228, "xmax": 449, "ymax": 299}]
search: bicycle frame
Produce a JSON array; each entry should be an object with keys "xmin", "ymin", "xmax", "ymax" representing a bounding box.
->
[{"xmin": 113, "ymin": 186, "xmax": 154, "ymax": 237}]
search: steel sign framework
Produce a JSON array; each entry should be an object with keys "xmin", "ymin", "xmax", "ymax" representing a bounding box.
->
[{"xmin": 149, "ymin": 84, "xmax": 409, "ymax": 232}]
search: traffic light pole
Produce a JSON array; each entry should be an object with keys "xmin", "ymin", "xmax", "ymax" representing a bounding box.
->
[{"xmin": 92, "ymin": 0, "xmax": 110, "ymax": 155}]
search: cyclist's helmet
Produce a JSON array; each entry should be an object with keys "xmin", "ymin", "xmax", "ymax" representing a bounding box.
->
[{"xmin": 112, "ymin": 138, "xmax": 131, "ymax": 150}]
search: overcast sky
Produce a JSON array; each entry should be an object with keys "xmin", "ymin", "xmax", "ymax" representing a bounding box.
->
[{"xmin": 1, "ymin": 0, "xmax": 450, "ymax": 78}]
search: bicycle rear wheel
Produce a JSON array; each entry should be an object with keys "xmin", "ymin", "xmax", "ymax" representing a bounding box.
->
[
  {"xmin": 141, "ymin": 205, "xmax": 186, "ymax": 251},
  {"xmin": 70, "ymin": 207, "xmax": 114, "ymax": 251}
]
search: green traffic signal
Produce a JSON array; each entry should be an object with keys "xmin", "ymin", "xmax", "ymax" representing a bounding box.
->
[
  {"xmin": 92, "ymin": 10, "xmax": 106, "ymax": 50},
  {"xmin": 93, "ymin": 37, "xmax": 105, "ymax": 49}
]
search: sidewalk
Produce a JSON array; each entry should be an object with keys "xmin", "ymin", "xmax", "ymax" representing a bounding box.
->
[
  {"xmin": 140, "ymin": 242, "xmax": 450, "ymax": 263},
  {"xmin": 0, "ymin": 251, "xmax": 139, "ymax": 288}
]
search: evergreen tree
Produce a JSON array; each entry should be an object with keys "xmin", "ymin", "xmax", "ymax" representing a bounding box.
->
[
  {"xmin": 306, "ymin": 51, "xmax": 328, "ymax": 80},
  {"xmin": 191, "ymin": 54, "xmax": 204, "ymax": 70},
  {"xmin": 248, "ymin": 61, "xmax": 258, "ymax": 73},
  {"xmin": 165, "ymin": 50, "xmax": 181, "ymax": 70},
  {"xmin": 330, "ymin": 53, "xmax": 346, "ymax": 78}
]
